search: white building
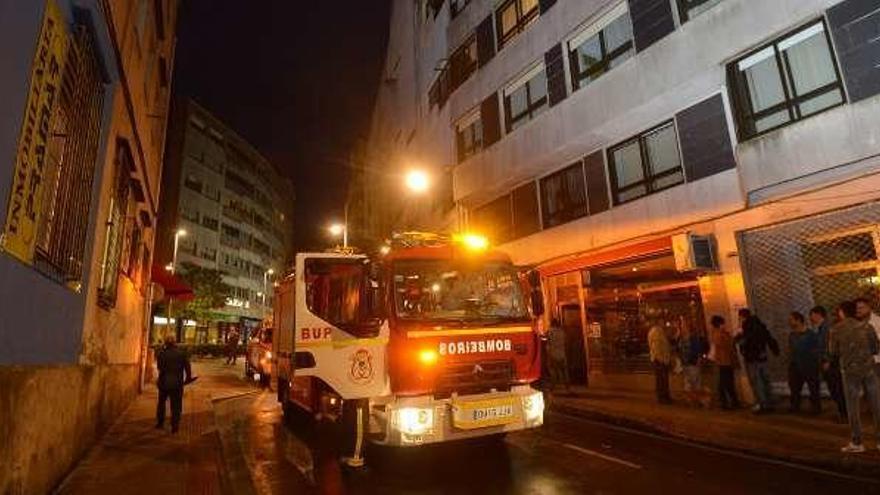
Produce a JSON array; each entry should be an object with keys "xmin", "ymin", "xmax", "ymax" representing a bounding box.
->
[
  {"xmin": 157, "ymin": 99, "xmax": 294, "ymax": 342},
  {"xmin": 365, "ymin": 0, "xmax": 880, "ymax": 388}
]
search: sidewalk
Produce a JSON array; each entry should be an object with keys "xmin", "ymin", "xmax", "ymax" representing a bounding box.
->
[
  {"xmin": 55, "ymin": 359, "xmax": 254, "ymax": 495},
  {"xmin": 549, "ymin": 384, "xmax": 880, "ymax": 477}
]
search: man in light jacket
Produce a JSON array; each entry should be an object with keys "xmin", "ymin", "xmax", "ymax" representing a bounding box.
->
[{"xmin": 648, "ymin": 325, "xmax": 673, "ymax": 404}]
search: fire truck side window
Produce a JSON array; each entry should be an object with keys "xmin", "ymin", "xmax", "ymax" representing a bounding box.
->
[{"xmin": 305, "ymin": 259, "xmax": 373, "ymax": 335}]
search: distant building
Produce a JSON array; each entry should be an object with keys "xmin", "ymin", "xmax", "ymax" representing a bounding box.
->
[
  {"xmin": 366, "ymin": 0, "xmax": 880, "ymax": 388},
  {"xmin": 157, "ymin": 98, "xmax": 294, "ymax": 343},
  {"xmin": 0, "ymin": 0, "xmax": 179, "ymax": 492}
]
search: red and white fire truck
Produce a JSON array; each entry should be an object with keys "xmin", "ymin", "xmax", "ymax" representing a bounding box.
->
[{"xmin": 273, "ymin": 232, "xmax": 545, "ymax": 463}]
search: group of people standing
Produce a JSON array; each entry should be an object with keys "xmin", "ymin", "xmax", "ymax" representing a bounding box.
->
[{"xmin": 647, "ymin": 298, "xmax": 880, "ymax": 453}]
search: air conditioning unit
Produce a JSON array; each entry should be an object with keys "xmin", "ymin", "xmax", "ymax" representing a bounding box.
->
[{"xmin": 672, "ymin": 233, "xmax": 718, "ymax": 272}]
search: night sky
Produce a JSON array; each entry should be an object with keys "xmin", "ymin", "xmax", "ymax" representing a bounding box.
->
[{"xmin": 172, "ymin": 0, "xmax": 392, "ymax": 251}]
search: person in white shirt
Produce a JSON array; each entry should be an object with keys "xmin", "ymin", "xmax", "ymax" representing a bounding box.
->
[{"xmin": 855, "ymin": 297, "xmax": 880, "ymax": 373}]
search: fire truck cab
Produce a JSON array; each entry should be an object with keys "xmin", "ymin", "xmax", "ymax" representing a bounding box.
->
[{"xmin": 274, "ymin": 233, "xmax": 545, "ymax": 459}]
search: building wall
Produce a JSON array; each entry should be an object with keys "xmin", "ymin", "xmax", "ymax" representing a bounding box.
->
[
  {"xmin": 367, "ymin": 0, "xmax": 880, "ymax": 386},
  {"xmin": 0, "ymin": 0, "xmax": 178, "ymax": 492}
]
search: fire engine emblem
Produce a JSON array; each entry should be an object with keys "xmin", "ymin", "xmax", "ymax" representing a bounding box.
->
[{"xmin": 349, "ymin": 348, "xmax": 374, "ymax": 385}]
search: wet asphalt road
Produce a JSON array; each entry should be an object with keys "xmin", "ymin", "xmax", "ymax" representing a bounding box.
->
[{"xmin": 213, "ymin": 389, "xmax": 880, "ymax": 495}]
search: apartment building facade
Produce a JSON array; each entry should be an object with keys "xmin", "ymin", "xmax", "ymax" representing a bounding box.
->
[
  {"xmin": 157, "ymin": 99, "xmax": 294, "ymax": 343},
  {"xmin": 0, "ymin": 0, "xmax": 178, "ymax": 492},
  {"xmin": 366, "ymin": 0, "xmax": 880, "ymax": 388}
]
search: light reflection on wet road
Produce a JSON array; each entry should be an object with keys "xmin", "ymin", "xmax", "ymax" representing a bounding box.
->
[{"xmin": 214, "ymin": 390, "xmax": 880, "ymax": 495}]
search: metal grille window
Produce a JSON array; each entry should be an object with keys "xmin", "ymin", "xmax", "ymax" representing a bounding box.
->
[
  {"xmin": 33, "ymin": 24, "xmax": 106, "ymax": 286},
  {"xmin": 496, "ymin": 0, "xmax": 540, "ymax": 49},
  {"xmin": 98, "ymin": 142, "xmax": 133, "ymax": 308},
  {"xmin": 608, "ymin": 121, "xmax": 684, "ymax": 205},
  {"xmin": 568, "ymin": 4, "xmax": 634, "ymax": 91},
  {"xmin": 677, "ymin": 0, "xmax": 724, "ymax": 23},
  {"xmin": 540, "ymin": 161, "xmax": 588, "ymax": 228},
  {"xmin": 504, "ymin": 64, "xmax": 548, "ymax": 132},
  {"xmin": 740, "ymin": 202, "xmax": 880, "ymax": 378},
  {"xmin": 728, "ymin": 20, "xmax": 845, "ymax": 140}
]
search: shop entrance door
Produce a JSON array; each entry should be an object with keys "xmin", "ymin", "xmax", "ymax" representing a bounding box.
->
[{"xmin": 561, "ymin": 303, "xmax": 588, "ymax": 385}]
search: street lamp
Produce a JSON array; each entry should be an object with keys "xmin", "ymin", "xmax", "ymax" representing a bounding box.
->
[
  {"xmin": 329, "ymin": 222, "xmax": 348, "ymax": 248},
  {"xmin": 262, "ymin": 268, "xmax": 275, "ymax": 308},
  {"xmin": 170, "ymin": 228, "xmax": 187, "ymax": 274},
  {"xmin": 405, "ymin": 169, "xmax": 430, "ymax": 194}
]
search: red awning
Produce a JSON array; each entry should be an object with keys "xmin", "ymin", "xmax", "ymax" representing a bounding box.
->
[
  {"xmin": 151, "ymin": 265, "xmax": 195, "ymax": 301},
  {"xmin": 538, "ymin": 237, "xmax": 673, "ymax": 277}
]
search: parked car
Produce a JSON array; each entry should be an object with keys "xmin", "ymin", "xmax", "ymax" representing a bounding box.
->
[{"xmin": 245, "ymin": 327, "xmax": 273, "ymax": 387}]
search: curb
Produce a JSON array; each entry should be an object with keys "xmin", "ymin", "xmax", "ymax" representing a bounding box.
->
[{"xmin": 549, "ymin": 402, "xmax": 880, "ymax": 480}]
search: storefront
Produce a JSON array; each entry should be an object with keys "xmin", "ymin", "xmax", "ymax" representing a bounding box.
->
[
  {"xmin": 542, "ymin": 237, "xmax": 708, "ymax": 380},
  {"xmin": 739, "ymin": 201, "xmax": 880, "ymax": 379}
]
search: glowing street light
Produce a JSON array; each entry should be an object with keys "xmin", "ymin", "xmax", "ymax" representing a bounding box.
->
[
  {"xmin": 405, "ymin": 169, "xmax": 430, "ymax": 194},
  {"xmin": 170, "ymin": 228, "xmax": 187, "ymax": 274},
  {"xmin": 328, "ymin": 223, "xmax": 348, "ymax": 248}
]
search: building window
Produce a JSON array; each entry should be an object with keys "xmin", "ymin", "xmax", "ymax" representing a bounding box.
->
[
  {"xmin": 677, "ymin": 0, "xmax": 724, "ymax": 23},
  {"xmin": 568, "ymin": 4, "xmax": 634, "ymax": 91},
  {"xmin": 608, "ymin": 121, "xmax": 684, "ymax": 205},
  {"xmin": 473, "ymin": 194, "xmax": 513, "ymax": 244},
  {"xmin": 184, "ymin": 173, "xmax": 203, "ymax": 194},
  {"xmin": 202, "ymin": 215, "xmax": 219, "ymax": 231},
  {"xmin": 98, "ymin": 143, "xmax": 133, "ymax": 308},
  {"xmin": 504, "ymin": 64, "xmax": 548, "ymax": 132},
  {"xmin": 728, "ymin": 21, "xmax": 845, "ymax": 140},
  {"xmin": 512, "ymin": 181, "xmax": 540, "ymax": 238},
  {"xmin": 496, "ymin": 0, "xmax": 540, "ymax": 49},
  {"xmin": 455, "ymin": 110, "xmax": 483, "ymax": 162},
  {"xmin": 450, "ymin": 0, "xmax": 470, "ymax": 18},
  {"xmin": 540, "ymin": 162, "xmax": 588, "ymax": 228},
  {"xmin": 449, "ymin": 35, "xmax": 478, "ymax": 90}
]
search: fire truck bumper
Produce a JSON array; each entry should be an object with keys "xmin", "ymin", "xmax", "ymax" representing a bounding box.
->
[{"xmin": 373, "ymin": 385, "xmax": 544, "ymax": 446}]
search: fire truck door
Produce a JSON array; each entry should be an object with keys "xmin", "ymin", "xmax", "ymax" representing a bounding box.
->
[{"xmin": 293, "ymin": 254, "xmax": 389, "ymax": 399}]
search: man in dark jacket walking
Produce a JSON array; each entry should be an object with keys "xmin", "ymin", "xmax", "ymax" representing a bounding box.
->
[
  {"xmin": 736, "ymin": 308, "xmax": 780, "ymax": 413},
  {"xmin": 156, "ymin": 334, "xmax": 193, "ymax": 433}
]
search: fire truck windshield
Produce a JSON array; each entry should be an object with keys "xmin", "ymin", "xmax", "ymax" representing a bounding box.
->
[{"xmin": 392, "ymin": 260, "xmax": 530, "ymax": 324}]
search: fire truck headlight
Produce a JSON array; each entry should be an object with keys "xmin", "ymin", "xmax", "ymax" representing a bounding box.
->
[
  {"xmin": 265, "ymin": 351, "xmax": 272, "ymax": 360},
  {"xmin": 418, "ymin": 349, "xmax": 438, "ymax": 365},
  {"xmin": 522, "ymin": 391, "xmax": 545, "ymax": 424},
  {"xmin": 396, "ymin": 407, "xmax": 434, "ymax": 436}
]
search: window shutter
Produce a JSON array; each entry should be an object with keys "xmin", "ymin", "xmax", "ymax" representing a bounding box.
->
[
  {"xmin": 675, "ymin": 94, "xmax": 737, "ymax": 182},
  {"xmin": 480, "ymin": 93, "xmax": 502, "ymax": 147},
  {"xmin": 584, "ymin": 151, "xmax": 610, "ymax": 215},
  {"xmin": 628, "ymin": 0, "xmax": 676, "ymax": 52},
  {"xmin": 544, "ymin": 43, "xmax": 567, "ymax": 107},
  {"xmin": 476, "ymin": 14, "xmax": 496, "ymax": 67},
  {"xmin": 539, "ymin": 0, "xmax": 557, "ymax": 14},
  {"xmin": 827, "ymin": 0, "xmax": 880, "ymax": 103}
]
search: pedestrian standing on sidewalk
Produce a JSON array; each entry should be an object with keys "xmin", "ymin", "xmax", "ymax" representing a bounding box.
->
[
  {"xmin": 679, "ymin": 321, "xmax": 708, "ymax": 407},
  {"xmin": 812, "ymin": 306, "xmax": 847, "ymax": 422},
  {"xmin": 709, "ymin": 315, "xmax": 740, "ymax": 410},
  {"xmin": 736, "ymin": 308, "xmax": 780, "ymax": 414},
  {"xmin": 225, "ymin": 328, "xmax": 240, "ymax": 365},
  {"xmin": 830, "ymin": 301, "xmax": 880, "ymax": 453},
  {"xmin": 854, "ymin": 297, "xmax": 880, "ymax": 377},
  {"xmin": 648, "ymin": 325, "xmax": 673, "ymax": 404},
  {"xmin": 787, "ymin": 311, "xmax": 821, "ymax": 414},
  {"xmin": 547, "ymin": 318, "xmax": 571, "ymax": 394},
  {"xmin": 156, "ymin": 334, "xmax": 192, "ymax": 434}
]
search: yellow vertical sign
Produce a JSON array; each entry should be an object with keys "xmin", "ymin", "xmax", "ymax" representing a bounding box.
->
[{"xmin": 1, "ymin": 0, "xmax": 68, "ymax": 263}]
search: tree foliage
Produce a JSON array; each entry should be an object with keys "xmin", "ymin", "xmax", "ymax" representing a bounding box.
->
[{"xmin": 176, "ymin": 262, "xmax": 232, "ymax": 323}]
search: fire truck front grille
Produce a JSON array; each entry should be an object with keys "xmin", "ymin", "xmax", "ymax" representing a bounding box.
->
[{"xmin": 435, "ymin": 359, "xmax": 514, "ymax": 398}]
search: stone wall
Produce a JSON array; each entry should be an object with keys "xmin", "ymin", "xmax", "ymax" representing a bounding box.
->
[{"xmin": 0, "ymin": 364, "xmax": 138, "ymax": 495}]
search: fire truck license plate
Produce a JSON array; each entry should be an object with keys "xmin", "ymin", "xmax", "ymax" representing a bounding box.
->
[{"xmin": 452, "ymin": 398, "xmax": 517, "ymax": 430}]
